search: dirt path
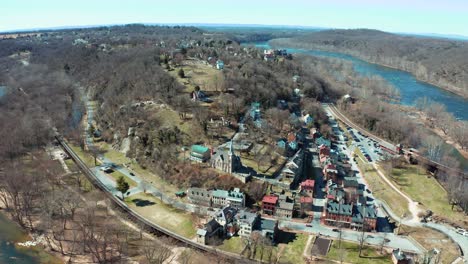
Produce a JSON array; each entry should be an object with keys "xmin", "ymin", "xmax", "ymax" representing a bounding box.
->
[{"xmin": 373, "ymin": 164, "xmax": 422, "ymax": 225}]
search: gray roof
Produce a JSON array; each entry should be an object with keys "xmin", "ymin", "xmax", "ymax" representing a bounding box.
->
[
  {"xmin": 216, "ymin": 206, "xmax": 238, "ymax": 222},
  {"xmin": 205, "ymin": 219, "xmax": 221, "ymax": 233},
  {"xmin": 197, "ymin": 228, "xmax": 207, "ymax": 236},
  {"xmin": 260, "ymin": 218, "xmax": 276, "ymax": 231},
  {"xmin": 352, "ymin": 205, "xmax": 377, "ymax": 223},
  {"xmin": 278, "ymin": 201, "xmax": 294, "ymax": 211},
  {"xmin": 326, "ymin": 202, "xmax": 353, "ymax": 216},
  {"xmin": 237, "ymin": 210, "xmax": 258, "ymax": 225}
]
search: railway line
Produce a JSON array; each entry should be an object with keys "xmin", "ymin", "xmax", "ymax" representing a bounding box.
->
[
  {"xmin": 325, "ymin": 103, "xmax": 467, "ymax": 178},
  {"xmin": 56, "ymin": 135, "xmax": 254, "ymax": 264}
]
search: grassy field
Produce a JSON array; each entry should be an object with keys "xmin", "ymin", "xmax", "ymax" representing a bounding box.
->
[
  {"xmin": 125, "ymin": 193, "xmax": 196, "ymax": 238},
  {"xmin": 240, "ymin": 144, "xmax": 285, "ymax": 178},
  {"xmin": 96, "ymin": 143, "xmax": 180, "ymax": 195},
  {"xmin": 169, "ymin": 59, "xmax": 223, "ymax": 92},
  {"xmin": 356, "ymin": 159, "xmax": 410, "ymax": 217},
  {"xmin": 399, "ymin": 225, "xmax": 460, "ymax": 263},
  {"xmin": 277, "ymin": 233, "xmax": 308, "ymax": 264},
  {"xmin": 327, "ymin": 240, "xmax": 391, "ymax": 264},
  {"xmin": 385, "ymin": 164, "xmax": 467, "ymax": 227},
  {"xmin": 68, "ymin": 143, "xmax": 99, "ymax": 167},
  {"xmin": 218, "ymin": 236, "xmax": 246, "ymax": 254},
  {"xmin": 106, "ymin": 170, "xmax": 137, "ymax": 187}
]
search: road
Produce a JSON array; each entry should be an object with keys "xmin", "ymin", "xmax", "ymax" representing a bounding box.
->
[{"xmin": 323, "ymin": 103, "xmax": 468, "ymax": 260}]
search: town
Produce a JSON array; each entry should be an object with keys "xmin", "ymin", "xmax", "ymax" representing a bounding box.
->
[{"xmin": 1, "ymin": 22, "xmax": 467, "ymax": 264}]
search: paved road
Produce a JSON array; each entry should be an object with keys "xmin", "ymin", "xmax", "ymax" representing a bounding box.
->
[
  {"xmin": 280, "ymin": 217, "xmax": 424, "ymax": 253},
  {"xmin": 323, "ymin": 104, "xmax": 468, "ymax": 260}
]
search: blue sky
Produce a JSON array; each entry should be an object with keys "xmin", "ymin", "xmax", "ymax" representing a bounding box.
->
[{"xmin": 2, "ymin": 0, "xmax": 468, "ymax": 36}]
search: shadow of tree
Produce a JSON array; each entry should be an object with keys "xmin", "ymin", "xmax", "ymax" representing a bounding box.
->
[{"xmin": 131, "ymin": 198, "xmax": 156, "ymax": 207}]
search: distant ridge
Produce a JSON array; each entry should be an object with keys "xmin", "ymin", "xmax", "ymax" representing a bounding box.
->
[{"xmin": 1, "ymin": 23, "xmax": 467, "ymax": 41}]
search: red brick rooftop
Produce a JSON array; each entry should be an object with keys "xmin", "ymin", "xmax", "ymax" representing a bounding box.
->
[
  {"xmin": 301, "ymin": 179, "xmax": 315, "ymax": 188},
  {"xmin": 262, "ymin": 195, "xmax": 278, "ymax": 204}
]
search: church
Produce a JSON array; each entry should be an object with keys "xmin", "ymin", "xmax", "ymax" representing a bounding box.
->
[{"xmin": 211, "ymin": 141, "xmax": 241, "ymax": 174}]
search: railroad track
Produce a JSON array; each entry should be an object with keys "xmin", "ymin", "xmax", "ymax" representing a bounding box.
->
[
  {"xmin": 326, "ymin": 103, "xmax": 467, "ymax": 178},
  {"xmin": 56, "ymin": 135, "xmax": 254, "ymax": 264}
]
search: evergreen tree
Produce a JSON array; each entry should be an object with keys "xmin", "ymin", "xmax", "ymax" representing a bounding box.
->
[{"xmin": 116, "ymin": 176, "xmax": 130, "ymax": 199}]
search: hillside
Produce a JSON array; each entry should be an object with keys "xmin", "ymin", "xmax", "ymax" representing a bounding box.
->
[{"xmin": 271, "ymin": 29, "xmax": 468, "ymax": 98}]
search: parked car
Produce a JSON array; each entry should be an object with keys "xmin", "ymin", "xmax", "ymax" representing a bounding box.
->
[
  {"xmin": 332, "ymin": 228, "xmax": 339, "ymax": 232},
  {"xmin": 306, "ymin": 224, "xmax": 312, "ymax": 227},
  {"xmin": 129, "ymin": 172, "xmax": 135, "ymax": 176}
]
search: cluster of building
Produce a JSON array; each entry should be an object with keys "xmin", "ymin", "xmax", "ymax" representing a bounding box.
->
[
  {"xmin": 314, "ymin": 127, "xmax": 379, "ymax": 231},
  {"xmin": 207, "ymin": 56, "xmax": 224, "ymax": 70},
  {"xmin": 261, "ymin": 179, "xmax": 315, "ymax": 220},
  {"xmin": 195, "ymin": 204, "xmax": 279, "ymax": 245},
  {"xmin": 189, "ymin": 142, "xmax": 242, "ymax": 174},
  {"xmin": 263, "ymin": 49, "xmax": 290, "ymax": 62}
]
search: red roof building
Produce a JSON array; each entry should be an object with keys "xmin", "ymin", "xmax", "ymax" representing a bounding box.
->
[
  {"xmin": 262, "ymin": 195, "xmax": 278, "ymax": 216},
  {"xmin": 300, "ymin": 196, "xmax": 313, "ymax": 214},
  {"xmin": 300, "ymin": 179, "xmax": 315, "ymax": 197}
]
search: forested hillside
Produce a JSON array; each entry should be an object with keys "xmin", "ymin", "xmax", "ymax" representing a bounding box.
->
[{"xmin": 271, "ymin": 29, "xmax": 468, "ymax": 98}]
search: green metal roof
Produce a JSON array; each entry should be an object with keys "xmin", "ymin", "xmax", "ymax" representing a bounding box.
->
[{"xmin": 191, "ymin": 145, "xmax": 209, "ymax": 154}]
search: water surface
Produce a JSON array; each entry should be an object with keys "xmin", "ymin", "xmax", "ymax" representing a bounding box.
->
[{"xmin": 247, "ymin": 42, "xmax": 468, "ymax": 121}]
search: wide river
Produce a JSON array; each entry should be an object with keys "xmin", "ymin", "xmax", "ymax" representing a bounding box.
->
[{"xmin": 247, "ymin": 42, "xmax": 468, "ymax": 121}]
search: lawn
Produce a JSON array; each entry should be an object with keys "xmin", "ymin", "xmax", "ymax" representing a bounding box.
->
[
  {"xmin": 327, "ymin": 240, "xmax": 391, "ymax": 264},
  {"xmin": 169, "ymin": 59, "xmax": 223, "ymax": 92},
  {"xmin": 68, "ymin": 143, "xmax": 100, "ymax": 168},
  {"xmin": 125, "ymin": 193, "xmax": 196, "ymax": 238},
  {"xmin": 217, "ymin": 236, "xmax": 246, "ymax": 254},
  {"xmin": 277, "ymin": 233, "xmax": 308, "ymax": 264},
  {"xmin": 240, "ymin": 145, "xmax": 285, "ymax": 178},
  {"xmin": 107, "ymin": 170, "xmax": 137, "ymax": 187},
  {"xmin": 399, "ymin": 225, "xmax": 459, "ymax": 264},
  {"xmin": 96, "ymin": 142, "xmax": 179, "ymax": 195},
  {"xmin": 356, "ymin": 159, "xmax": 410, "ymax": 217},
  {"xmin": 385, "ymin": 164, "xmax": 467, "ymax": 227}
]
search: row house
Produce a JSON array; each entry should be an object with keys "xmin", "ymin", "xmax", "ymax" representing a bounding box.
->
[
  {"xmin": 187, "ymin": 187, "xmax": 245, "ymax": 208},
  {"xmin": 262, "ymin": 195, "xmax": 278, "ymax": 215},
  {"xmin": 323, "ymin": 163, "xmax": 338, "ymax": 182},
  {"xmin": 323, "ymin": 202, "xmax": 377, "ymax": 231},
  {"xmin": 212, "ymin": 188, "xmax": 245, "ymax": 208},
  {"xmin": 236, "ymin": 211, "xmax": 260, "ymax": 237}
]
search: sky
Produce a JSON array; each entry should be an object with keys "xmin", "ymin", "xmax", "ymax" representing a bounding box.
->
[{"xmin": 2, "ymin": 0, "xmax": 468, "ymax": 36}]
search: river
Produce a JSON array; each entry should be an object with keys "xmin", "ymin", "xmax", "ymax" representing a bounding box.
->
[
  {"xmin": 0, "ymin": 213, "xmax": 62, "ymax": 264},
  {"xmin": 247, "ymin": 42, "xmax": 468, "ymax": 121}
]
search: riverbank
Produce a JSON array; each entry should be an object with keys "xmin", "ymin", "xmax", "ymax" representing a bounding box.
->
[
  {"xmin": 399, "ymin": 105, "xmax": 468, "ymax": 159},
  {"xmin": 0, "ymin": 210, "xmax": 63, "ymax": 264},
  {"xmin": 269, "ymin": 39, "xmax": 468, "ymax": 100}
]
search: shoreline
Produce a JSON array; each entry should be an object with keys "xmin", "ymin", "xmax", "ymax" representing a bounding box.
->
[
  {"xmin": 268, "ymin": 40, "xmax": 468, "ymax": 100},
  {"xmin": 0, "ymin": 208, "xmax": 65, "ymax": 264}
]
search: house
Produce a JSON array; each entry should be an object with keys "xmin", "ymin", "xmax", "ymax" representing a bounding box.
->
[
  {"xmin": 352, "ymin": 205, "xmax": 378, "ymax": 231},
  {"xmin": 287, "ymin": 132, "xmax": 297, "ymax": 143},
  {"xmin": 300, "ymin": 179, "xmax": 315, "ymax": 197},
  {"xmin": 292, "ymin": 75, "xmax": 301, "ymax": 83},
  {"xmin": 190, "ymin": 145, "xmax": 211, "ymax": 163},
  {"xmin": 316, "ymin": 137, "xmax": 331, "ymax": 148},
  {"xmin": 250, "ymin": 102, "xmax": 261, "ymax": 120},
  {"xmin": 301, "ymin": 113, "xmax": 314, "ymax": 126},
  {"xmin": 216, "ymin": 60, "xmax": 224, "ymax": 70},
  {"xmin": 300, "ymin": 196, "xmax": 313, "ymax": 215},
  {"xmin": 211, "ymin": 141, "xmax": 241, "ymax": 174},
  {"xmin": 280, "ymin": 150, "xmax": 304, "ymax": 187},
  {"xmin": 212, "ymin": 188, "xmax": 245, "ymax": 208},
  {"xmin": 276, "ymin": 201, "xmax": 294, "ymax": 219},
  {"xmin": 319, "ymin": 145, "xmax": 331, "ymax": 164},
  {"xmin": 260, "ymin": 218, "xmax": 279, "ymax": 242},
  {"xmin": 196, "ymin": 219, "xmax": 222, "ymax": 245},
  {"xmin": 277, "ymin": 138, "xmax": 287, "ymax": 149},
  {"xmin": 187, "ymin": 187, "xmax": 212, "ymax": 207},
  {"xmin": 262, "ymin": 195, "xmax": 278, "ymax": 215},
  {"xmin": 323, "ymin": 163, "xmax": 338, "ymax": 182},
  {"xmin": 236, "ymin": 211, "xmax": 260, "ymax": 237},
  {"xmin": 214, "ymin": 206, "xmax": 238, "ymax": 237},
  {"xmin": 288, "ymin": 141, "xmax": 298, "ymax": 150},
  {"xmin": 392, "ymin": 249, "xmax": 411, "ymax": 264}
]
